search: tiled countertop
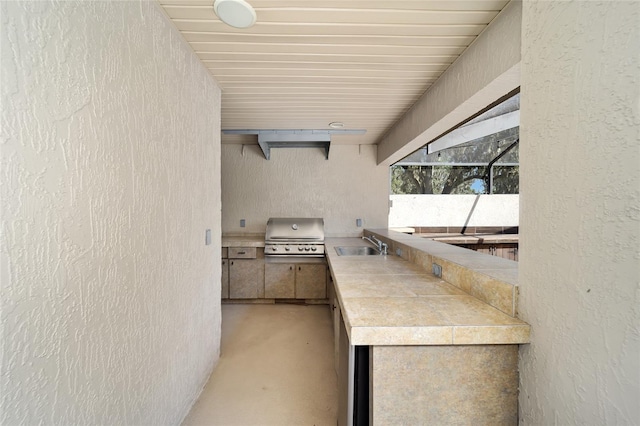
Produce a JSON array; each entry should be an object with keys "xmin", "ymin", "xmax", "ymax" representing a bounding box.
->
[{"xmin": 325, "ymin": 237, "xmax": 530, "ymax": 346}]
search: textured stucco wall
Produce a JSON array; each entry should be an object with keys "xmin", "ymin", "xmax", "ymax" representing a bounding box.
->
[
  {"xmin": 221, "ymin": 144, "xmax": 388, "ymax": 236},
  {"xmin": 376, "ymin": 0, "xmax": 521, "ymax": 165},
  {"xmin": 519, "ymin": 1, "xmax": 640, "ymax": 424},
  {"xmin": 389, "ymin": 194, "xmax": 519, "ymax": 228},
  {"xmin": 1, "ymin": 1, "xmax": 222, "ymax": 424}
]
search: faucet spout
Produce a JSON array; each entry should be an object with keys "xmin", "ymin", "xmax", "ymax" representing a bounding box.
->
[
  {"xmin": 362, "ymin": 235, "xmax": 388, "ymax": 255},
  {"xmin": 362, "ymin": 235, "xmax": 376, "ymax": 247}
]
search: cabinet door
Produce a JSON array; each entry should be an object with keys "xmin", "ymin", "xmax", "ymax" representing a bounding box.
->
[
  {"xmin": 327, "ymin": 277, "xmax": 340, "ymax": 374},
  {"xmin": 221, "ymin": 259, "xmax": 229, "ymax": 299},
  {"xmin": 327, "ymin": 274, "xmax": 336, "ymax": 324},
  {"xmin": 265, "ymin": 263, "xmax": 295, "ymax": 298},
  {"xmin": 295, "ymin": 264, "xmax": 327, "ymax": 299},
  {"xmin": 337, "ymin": 309, "xmax": 350, "ymax": 426},
  {"xmin": 229, "ymin": 259, "xmax": 264, "ymax": 299}
]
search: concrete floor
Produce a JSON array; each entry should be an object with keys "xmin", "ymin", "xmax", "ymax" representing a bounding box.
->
[{"xmin": 182, "ymin": 303, "xmax": 338, "ymax": 426}]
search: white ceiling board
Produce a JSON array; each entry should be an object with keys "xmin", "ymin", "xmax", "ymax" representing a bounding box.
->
[
  {"xmin": 184, "ymin": 32, "xmax": 477, "ymax": 46},
  {"xmin": 172, "ymin": 21, "xmax": 489, "ymax": 36},
  {"xmin": 202, "ymin": 61, "xmax": 451, "ymax": 72},
  {"xmin": 195, "ymin": 51, "xmax": 456, "ymax": 64},
  {"xmin": 163, "ymin": 7, "xmax": 499, "ymax": 25},
  {"xmin": 157, "ymin": 0, "xmax": 511, "ymax": 146},
  {"xmin": 217, "ymin": 80, "xmax": 432, "ymax": 88},
  {"xmin": 190, "ymin": 42, "xmax": 466, "ymax": 56},
  {"xmin": 159, "ymin": 1, "xmax": 509, "ymax": 12},
  {"xmin": 209, "ymin": 68, "xmax": 443, "ymax": 78}
]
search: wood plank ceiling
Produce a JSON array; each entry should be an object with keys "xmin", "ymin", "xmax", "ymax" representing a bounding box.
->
[{"xmin": 158, "ymin": 0, "xmax": 510, "ymax": 146}]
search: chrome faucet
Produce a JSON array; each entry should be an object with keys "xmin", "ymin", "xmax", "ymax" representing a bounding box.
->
[{"xmin": 362, "ymin": 234, "xmax": 388, "ymax": 255}]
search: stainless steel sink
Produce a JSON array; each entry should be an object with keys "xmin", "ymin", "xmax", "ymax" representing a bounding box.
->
[{"xmin": 335, "ymin": 246, "xmax": 380, "ymax": 256}]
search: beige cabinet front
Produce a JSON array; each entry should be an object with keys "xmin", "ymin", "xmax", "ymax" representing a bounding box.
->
[
  {"xmin": 221, "ymin": 258, "xmax": 229, "ymax": 299},
  {"xmin": 265, "ymin": 263, "xmax": 295, "ymax": 298},
  {"xmin": 227, "ymin": 247, "xmax": 264, "ymax": 299},
  {"xmin": 327, "ymin": 275, "xmax": 340, "ymax": 374},
  {"xmin": 229, "ymin": 259, "xmax": 264, "ymax": 299},
  {"xmin": 295, "ymin": 264, "xmax": 327, "ymax": 299},
  {"xmin": 264, "ymin": 262, "xmax": 327, "ymax": 299}
]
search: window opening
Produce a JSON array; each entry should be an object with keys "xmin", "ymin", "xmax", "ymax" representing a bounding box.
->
[{"xmin": 391, "ymin": 93, "xmax": 519, "ymax": 195}]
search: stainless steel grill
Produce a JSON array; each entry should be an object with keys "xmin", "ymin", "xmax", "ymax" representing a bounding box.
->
[{"xmin": 265, "ymin": 217, "xmax": 325, "ymax": 257}]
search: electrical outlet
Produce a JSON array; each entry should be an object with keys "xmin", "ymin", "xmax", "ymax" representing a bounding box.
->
[
  {"xmin": 356, "ymin": 218, "xmax": 362, "ymax": 227},
  {"xmin": 432, "ymin": 263, "xmax": 442, "ymax": 278},
  {"xmin": 205, "ymin": 229, "xmax": 211, "ymax": 245},
  {"xmin": 240, "ymin": 219, "xmax": 246, "ymax": 228}
]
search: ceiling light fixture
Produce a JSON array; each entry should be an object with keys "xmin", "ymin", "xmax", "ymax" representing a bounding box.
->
[
  {"xmin": 213, "ymin": 0, "xmax": 256, "ymax": 29},
  {"xmin": 328, "ymin": 122, "xmax": 344, "ymax": 129}
]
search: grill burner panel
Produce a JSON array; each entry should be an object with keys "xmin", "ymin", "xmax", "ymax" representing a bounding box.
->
[
  {"xmin": 265, "ymin": 243, "xmax": 325, "ymax": 257},
  {"xmin": 265, "ymin": 218, "xmax": 324, "ymax": 257}
]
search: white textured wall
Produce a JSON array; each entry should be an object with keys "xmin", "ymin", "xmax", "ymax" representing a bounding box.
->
[
  {"xmin": 389, "ymin": 194, "xmax": 519, "ymax": 228},
  {"xmin": 1, "ymin": 1, "xmax": 222, "ymax": 424},
  {"xmin": 376, "ymin": 0, "xmax": 521, "ymax": 165},
  {"xmin": 222, "ymin": 144, "xmax": 388, "ymax": 236},
  {"xmin": 519, "ymin": 1, "xmax": 640, "ymax": 424}
]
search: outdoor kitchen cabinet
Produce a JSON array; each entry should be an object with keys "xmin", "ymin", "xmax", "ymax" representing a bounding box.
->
[
  {"xmin": 295, "ymin": 264, "xmax": 327, "ymax": 299},
  {"xmin": 264, "ymin": 263, "xmax": 295, "ymax": 298},
  {"xmin": 328, "ymin": 276, "xmax": 340, "ymax": 374},
  {"xmin": 228, "ymin": 247, "xmax": 265, "ymax": 299},
  {"xmin": 264, "ymin": 262, "xmax": 327, "ymax": 299},
  {"xmin": 221, "ymin": 247, "xmax": 229, "ymax": 299}
]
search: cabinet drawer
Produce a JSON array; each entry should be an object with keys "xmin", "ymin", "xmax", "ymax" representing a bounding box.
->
[{"xmin": 228, "ymin": 247, "xmax": 257, "ymax": 259}]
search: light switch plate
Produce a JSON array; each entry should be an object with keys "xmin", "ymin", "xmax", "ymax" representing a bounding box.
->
[
  {"xmin": 240, "ymin": 219, "xmax": 246, "ymax": 227},
  {"xmin": 356, "ymin": 218, "xmax": 362, "ymax": 227},
  {"xmin": 205, "ymin": 229, "xmax": 211, "ymax": 245}
]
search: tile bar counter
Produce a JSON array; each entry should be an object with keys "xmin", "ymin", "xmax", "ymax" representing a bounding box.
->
[
  {"xmin": 325, "ymin": 231, "xmax": 530, "ymax": 426},
  {"xmin": 324, "ymin": 237, "xmax": 529, "ymax": 346}
]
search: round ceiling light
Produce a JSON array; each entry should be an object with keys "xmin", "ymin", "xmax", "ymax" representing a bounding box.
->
[
  {"xmin": 329, "ymin": 122, "xmax": 344, "ymax": 128},
  {"xmin": 213, "ymin": 0, "xmax": 257, "ymax": 29}
]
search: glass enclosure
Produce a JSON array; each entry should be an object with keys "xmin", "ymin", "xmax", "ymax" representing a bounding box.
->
[{"xmin": 391, "ymin": 93, "xmax": 520, "ymax": 195}]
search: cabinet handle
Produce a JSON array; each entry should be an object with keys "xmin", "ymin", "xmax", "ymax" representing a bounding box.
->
[
  {"xmin": 231, "ymin": 261, "xmax": 234, "ymax": 266},
  {"xmin": 298, "ymin": 266, "xmax": 301, "ymax": 271},
  {"xmin": 290, "ymin": 266, "xmax": 293, "ymax": 271},
  {"xmin": 237, "ymin": 251, "xmax": 246, "ymax": 255}
]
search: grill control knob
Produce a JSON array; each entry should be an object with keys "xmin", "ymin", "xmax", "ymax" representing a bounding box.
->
[
  {"xmin": 271, "ymin": 247, "xmax": 277, "ymax": 251},
  {"xmin": 298, "ymin": 246, "xmax": 304, "ymax": 251},
  {"xmin": 304, "ymin": 246, "xmax": 310, "ymax": 251},
  {"xmin": 311, "ymin": 246, "xmax": 317, "ymax": 252},
  {"xmin": 285, "ymin": 246, "xmax": 291, "ymax": 252}
]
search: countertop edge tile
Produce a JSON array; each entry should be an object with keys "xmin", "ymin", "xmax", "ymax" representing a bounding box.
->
[
  {"xmin": 350, "ymin": 326, "xmax": 454, "ymax": 346},
  {"xmin": 453, "ymin": 325, "xmax": 531, "ymax": 345}
]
